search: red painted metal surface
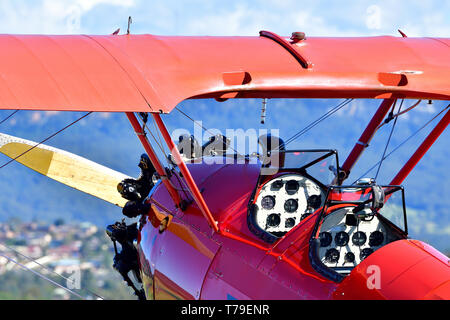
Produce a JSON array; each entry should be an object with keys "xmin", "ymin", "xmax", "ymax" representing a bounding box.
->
[
  {"xmin": 152, "ymin": 113, "xmax": 219, "ymax": 233},
  {"xmin": 125, "ymin": 112, "xmax": 182, "ymax": 207},
  {"xmin": 137, "ymin": 160, "xmax": 450, "ymax": 300},
  {"xmin": 137, "ymin": 162, "xmax": 340, "ymax": 299},
  {"xmin": 333, "ymin": 239, "xmax": 450, "ymax": 299},
  {"xmin": 0, "ymin": 34, "xmax": 448, "ymax": 113},
  {"xmin": 341, "ymin": 98, "xmax": 395, "ymax": 179},
  {"xmin": 390, "ymin": 108, "xmax": 450, "ymax": 185}
]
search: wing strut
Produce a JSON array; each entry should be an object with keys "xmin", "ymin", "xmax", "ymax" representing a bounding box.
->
[
  {"xmin": 340, "ymin": 98, "xmax": 396, "ymax": 182},
  {"xmin": 125, "ymin": 112, "xmax": 182, "ymax": 208},
  {"xmin": 152, "ymin": 113, "xmax": 219, "ymax": 233},
  {"xmin": 390, "ymin": 108, "xmax": 450, "ymax": 185}
]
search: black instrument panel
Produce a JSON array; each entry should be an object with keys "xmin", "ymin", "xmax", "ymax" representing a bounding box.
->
[{"xmin": 318, "ymin": 207, "xmax": 388, "ymax": 269}]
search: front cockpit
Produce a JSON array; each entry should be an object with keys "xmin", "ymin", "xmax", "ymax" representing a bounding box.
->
[{"xmin": 247, "ymin": 149, "xmax": 340, "ymax": 243}]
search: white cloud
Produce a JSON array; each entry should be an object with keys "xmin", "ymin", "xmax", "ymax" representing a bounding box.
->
[
  {"xmin": 30, "ymin": 112, "xmax": 42, "ymax": 123},
  {"xmin": 0, "ymin": 0, "xmax": 448, "ymax": 37},
  {"xmin": 0, "ymin": 0, "xmax": 136, "ymax": 34}
]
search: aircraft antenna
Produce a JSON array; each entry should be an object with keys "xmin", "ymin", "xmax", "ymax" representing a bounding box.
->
[
  {"xmin": 261, "ymin": 98, "xmax": 267, "ymax": 124},
  {"xmin": 127, "ymin": 16, "xmax": 133, "ymax": 35}
]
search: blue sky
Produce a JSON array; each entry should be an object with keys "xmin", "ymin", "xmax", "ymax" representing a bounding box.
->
[
  {"xmin": 0, "ymin": 0, "xmax": 449, "ymax": 37},
  {"xmin": 0, "ymin": 0, "xmax": 448, "ymax": 250}
]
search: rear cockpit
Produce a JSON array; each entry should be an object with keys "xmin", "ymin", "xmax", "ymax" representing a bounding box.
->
[{"xmin": 309, "ymin": 184, "xmax": 408, "ymax": 280}]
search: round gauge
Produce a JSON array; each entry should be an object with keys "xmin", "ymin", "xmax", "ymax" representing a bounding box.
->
[
  {"xmin": 266, "ymin": 214, "xmax": 281, "ymax": 227},
  {"xmin": 319, "ymin": 232, "xmax": 332, "ymax": 247},
  {"xmin": 285, "ymin": 218, "xmax": 296, "ymax": 229},
  {"xmin": 360, "ymin": 248, "xmax": 374, "ymax": 260},
  {"xmin": 307, "ymin": 194, "xmax": 322, "ymax": 209},
  {"xmin": 369, "ymin": 231, "xmax": 384, "ymax": 247},
  {"xmin": 325, "ymin": 249, "xmax": 340, "ymax": 264},
  {"xmin": 271, "ymin": 180, "xmax": 284, "ymax": 190},
  {"xmin": 261, "ymin": 195, "xmax": 276, "ymax": 210},
  {"xmin": 300, "ymin": 212, "xmax": 310, "ymax": 221},
  {"xmin": 285, "ymin": 180, "xmax": 299, "ymax": 195},
  {"xmin": 344, "ymin": 252, "xmax": 355, "ymax": 263},
  {"xmin": 334, "ymin": 232, "xmax": 350, "ymax": 247},
  {"xmin": 284, "ymin": 199, "xmax": 298, "ymax": 213},
  {"xmin": 352, "ymin": 231, "xmax": 367, "ymax": 246}
]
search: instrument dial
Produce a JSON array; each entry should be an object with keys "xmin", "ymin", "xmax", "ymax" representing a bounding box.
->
[
  {"xmin": 344, "ymin": 252, "xmax": 355, "ymax": 263},
  {"xmin": 307, "ymin": 194, "xmax": 322, "ymax": 209},
  {"xmin": 334, "ymin": 231, "xmax": 349, "ymax": 247},
  {"xmin": 352, "ymin": 231, "xmax": 367, "ymax": 246},
  {"xmin": 325, "ymin": 249, "xmax": 340, "ymax": 264},
  {"xmin": 271, "ymin": 180, "xmax": 284, "ymax": 190},
  {"xmin": 285, "ymin": 180, "xmax": 299, "ymax": 195},
  {"xmin": 261, "ymin": 195, "xmax": 275, "ymax": 210},
  {"xmin": 285, "ymin": 218, "xmax": 296, "ymax": 228},
  {"xmin": 319, "ymin": 232, "xmax": 332, "ymax": 247},
  {"xmin": 360, "ymin": 248, "xmax": 374, "ymax": 260},
  {"xmin": 266, "ymin": 214, "xmax": 281, "ymax": 228},
  {"xmin": 284, "ymin": 199, "xmax": 298, "ymax": 213},
  {"xmin": 369, "ymin": 231, "xmax": 384, "ymax": 247}
]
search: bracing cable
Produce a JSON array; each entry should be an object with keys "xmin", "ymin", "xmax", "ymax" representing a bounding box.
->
[
  {"xmin": 353, "ymin": 103, "xmax": 449, "ymax": 184},
  {"xmin": 281, "ymin": 98, "xmax": 354, "ymax": 149},
  {"xmin": 374, "ymin": 99, "xmax": 404, "ymax": 180},
  {"xmin": 0, "ymin": 112, "xmax": 92, "ymax": 170},
  {"xmin": 0, "ymin": 242, "xmax": 105, "ymax": 300},
  {"xmin": 0, "ymin": 251, "xmax": 85, "ymax": 300},
  {"xmin": 175, "ymin": 106, "xmax": 242, "ymax": 156},
  {"xmin": 0, "ymin": 110, "xmax": 19, "ymax": 126}
]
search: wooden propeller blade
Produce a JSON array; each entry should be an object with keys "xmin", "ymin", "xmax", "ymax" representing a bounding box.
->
[{"xmin": 0, "ymin": 133, "xmax": 130, "ymax": 208}]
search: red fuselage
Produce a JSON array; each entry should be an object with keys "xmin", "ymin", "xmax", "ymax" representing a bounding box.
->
[{"xmin": 136, "ymin": 160, "xmax": 450, "ymax": 299}]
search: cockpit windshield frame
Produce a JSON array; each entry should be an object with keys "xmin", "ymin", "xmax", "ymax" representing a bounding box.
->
[{"xmin": 314, "ymin": 185, "xmax": 408, "ymax": 237}]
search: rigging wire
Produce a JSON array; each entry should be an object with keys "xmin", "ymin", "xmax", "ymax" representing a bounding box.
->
[
  {"xmin": 0, "ymin": 111, "xmax": 110, "ymax": 299},
  {"xmin": 374, "ymin": 99, "xmax": 404, "ymax": 181},
  {"xmin": 353, "ymin": 103, "xmax": 450, "ymax": 184},
  {"xmin": 0, "ymin": 110, "xmax": 19, "ymax": 126},
  {"xmin": 377, "ymin": 100, "xmax": 421, "ymax": 130},
  {"xmin": 0, "ymin": 242, "xmax": 105, "ymax": 300},
  {"xmin": 280, "ymin": 98, "xmax": 354, "ymax": 149},
  {"xmin": 0, "ymin": 251, "xmax": 85, "ymax": 300},
  {"xmin": 0, "ymin": 112, "xmax": 92, "ymax": 170},
  {"xmin": 174, "ymin": 106, "xmax": 242, "ymax": 156}
]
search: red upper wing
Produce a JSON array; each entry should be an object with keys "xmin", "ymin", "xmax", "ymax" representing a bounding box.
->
[{"xmin": 0, "ymin": 33, "xmax": 448, "ymax": 113}]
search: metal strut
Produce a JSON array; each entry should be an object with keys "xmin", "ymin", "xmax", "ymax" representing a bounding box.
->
[
  {"xmin": 340, "ymin": 98, "xmax": 396, "ymax": 182},
  {"xmin": 390, "ymin": 108, "xmax": 450, "ymax": 185},
  {"xmin": 125, "ymin": 112, "xmax": 182, "ymax": 208},
  {"xmin": 152, "ymin": 113, "xmax": 219, "ymax": 233}
]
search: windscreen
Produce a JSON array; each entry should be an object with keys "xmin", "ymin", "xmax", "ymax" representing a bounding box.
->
[
  {"xmin": 260, "ymin": 150, "xmax": 339, "ymax": 186},
  {"xmin": 324, "ymin": 185, "xmax": 407, "ymax": 233}
]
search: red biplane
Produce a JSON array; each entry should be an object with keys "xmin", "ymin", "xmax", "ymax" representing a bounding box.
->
[{"xmin": 0, "ymin": 29, "xmax": 448, "ymax": 300}]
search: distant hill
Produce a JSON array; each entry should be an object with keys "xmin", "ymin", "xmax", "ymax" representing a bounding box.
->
[{"xmin": 0, "ymin": 98, "xmax": 448, "ymax": 252}]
